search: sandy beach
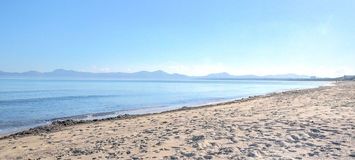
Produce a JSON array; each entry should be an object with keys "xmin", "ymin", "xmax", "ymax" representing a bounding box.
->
[{"xmin": 0, "ymin": 81, "xmax": 354, "ymax": 159}]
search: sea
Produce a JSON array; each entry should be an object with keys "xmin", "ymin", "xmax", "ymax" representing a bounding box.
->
[{"xmin": 0, "ymin": 79, "xmax": 328, "ymax": 135}]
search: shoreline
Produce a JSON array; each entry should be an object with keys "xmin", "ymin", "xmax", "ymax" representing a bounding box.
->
[
  {"xmin": 0, "ymin": 82, "xmax": 333, "ymax": 140},
  {"xmin": 0, "ymin": 81, "xmax": 353, "ymax": 159}
]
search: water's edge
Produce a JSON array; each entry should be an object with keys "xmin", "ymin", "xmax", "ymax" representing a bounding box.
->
[{"xmin": 0, "ymin": 81, "xmax": 334, "ymax": 139}]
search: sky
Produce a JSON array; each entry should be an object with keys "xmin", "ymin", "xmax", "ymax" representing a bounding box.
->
[{"xmin": 0, "ymin": 0, "xmax": 354, "ymax": 77}]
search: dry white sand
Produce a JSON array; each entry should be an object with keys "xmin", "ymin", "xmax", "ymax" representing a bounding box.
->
[{"xmin": 0, "ymin": 82, "xmax": 354, "ymax": 160}]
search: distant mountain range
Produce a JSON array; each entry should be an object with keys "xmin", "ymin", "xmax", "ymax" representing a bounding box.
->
[
  {"xmin": 0, "ymin": 69, "xmax": 187, "ymax": 80},
  {"xmin": 0, "ymin": 69, "xmax": 320, "ymax": 80},
  {"xmin": 201, "ymin": 72, "xmax": 310, "ymax": 79}
]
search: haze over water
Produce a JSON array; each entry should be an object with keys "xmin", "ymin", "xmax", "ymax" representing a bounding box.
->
[{"xmin": 0, "ymin": 79, "xmax": 326, "ymax": 134}]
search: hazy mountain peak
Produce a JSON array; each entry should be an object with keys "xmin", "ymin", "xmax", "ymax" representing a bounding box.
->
[
  {"xmin": 52, "ymin": 69, "xmax": 77, "ymax": 73},
  {"xmin": 205, "ymin": 72, "xmax": 235, "ymax": 78},
  {"xmin": 152, "ymin": 70, "xmax": 166, "ymax": 74},
  {"xmin": 213, "ymin": 72, "xmax": 231, "ymax": 75}
]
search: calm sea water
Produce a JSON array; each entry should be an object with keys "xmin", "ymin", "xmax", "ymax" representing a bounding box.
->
[{"xmin": 0, "ymin": 79, "xmax": 327, "ymax": 135}]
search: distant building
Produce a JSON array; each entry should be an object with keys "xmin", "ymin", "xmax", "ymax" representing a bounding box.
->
[{"xmin": 342, "ymin": 75, "xmax": 355, "ymax": 81}]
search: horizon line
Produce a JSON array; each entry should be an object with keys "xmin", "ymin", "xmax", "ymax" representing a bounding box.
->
[{"xmin": 0, "ymin": 68, "xmax": 348, "ymax": 78}]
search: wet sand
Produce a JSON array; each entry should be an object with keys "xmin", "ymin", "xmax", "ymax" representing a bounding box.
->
[{"xmin": 0, "ymin": 81, "xmax": 354, "ymax": 159}]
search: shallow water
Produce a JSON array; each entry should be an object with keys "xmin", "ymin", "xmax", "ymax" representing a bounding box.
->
[{"xmin": 0, "ymin": 79, "xmax": 327, "ymax": 134}]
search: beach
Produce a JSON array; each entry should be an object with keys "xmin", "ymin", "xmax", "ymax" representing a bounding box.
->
[{"xmin": 0, "ymin": 81, "xmax": 354, "ymax": 159}]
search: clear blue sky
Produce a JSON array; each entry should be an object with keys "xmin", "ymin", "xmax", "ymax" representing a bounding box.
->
[{"xmin": 1, "ymin": 0, "xmax": 354, "ymax": 77}]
